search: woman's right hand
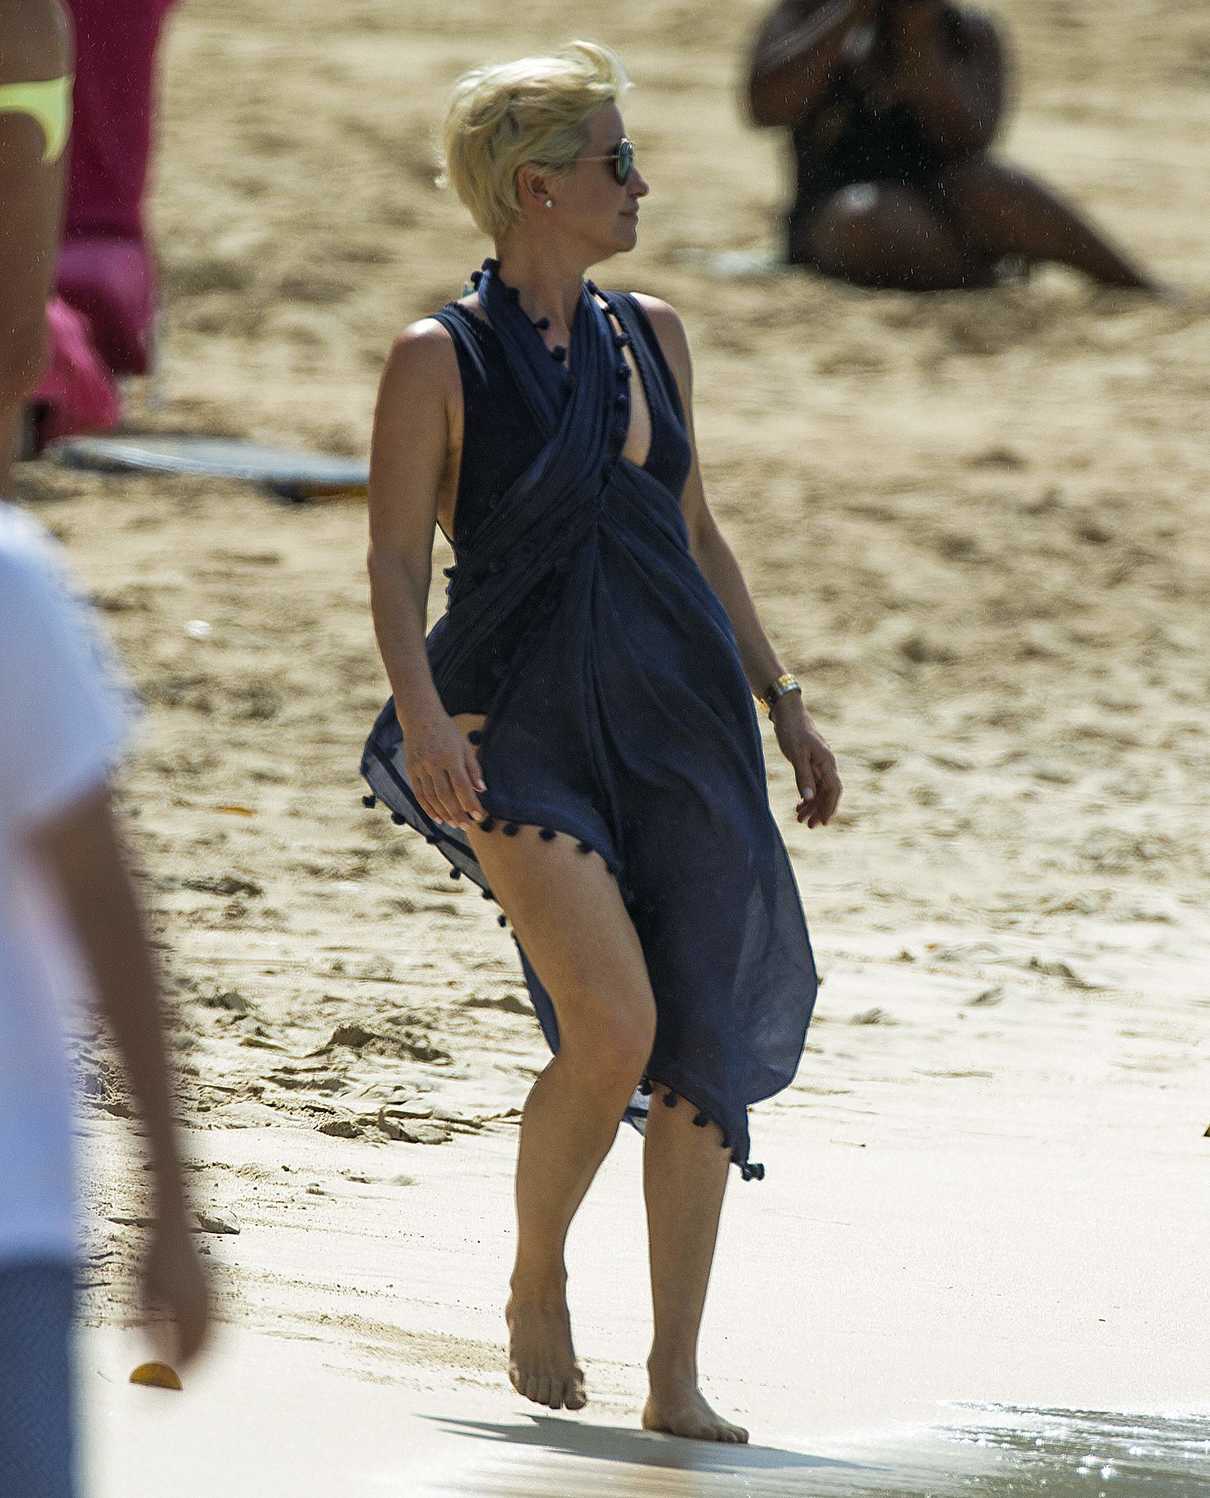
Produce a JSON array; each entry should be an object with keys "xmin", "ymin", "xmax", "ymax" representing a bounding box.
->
[{"xmin": 404, "ymin": 712, "xmax": 488, "ymax": 831}]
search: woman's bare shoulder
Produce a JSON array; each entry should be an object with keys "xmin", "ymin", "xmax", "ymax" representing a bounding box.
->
[
  {"xmin": 625, "ymin": 292, "xmax": 683, "ymax": 329},
  {"xmin": 623, "ymin": 293, "xmax": 693, "ymax": 377},
  {"xmin": 380, "ymin": 314, "xmax": 460, "ymax": 392}
]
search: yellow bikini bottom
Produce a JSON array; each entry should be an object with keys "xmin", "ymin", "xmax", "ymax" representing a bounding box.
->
[{"xmin": 0, "ymin": 75, "xmax": 73, "ymax": 164}]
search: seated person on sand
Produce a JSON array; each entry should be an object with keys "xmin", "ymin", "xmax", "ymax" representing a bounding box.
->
[{"xmin": 746, "ymin": 0, "xmax": 1158, "ymax": 291}]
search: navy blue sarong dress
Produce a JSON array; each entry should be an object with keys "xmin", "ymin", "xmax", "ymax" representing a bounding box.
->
[{"xmin": 362, "ymin": 260, "xmax": 817, "ymax": 1179}]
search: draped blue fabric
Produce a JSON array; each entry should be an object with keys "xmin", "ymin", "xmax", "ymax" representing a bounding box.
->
[{"xmin": 362, "ymin": 260, "xmax": 817, "ymax": 1178}]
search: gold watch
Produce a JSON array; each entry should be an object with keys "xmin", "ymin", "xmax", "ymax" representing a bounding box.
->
[{"xmin": 759, "ymin": 673, "xmax": 802, "ymax": 715}]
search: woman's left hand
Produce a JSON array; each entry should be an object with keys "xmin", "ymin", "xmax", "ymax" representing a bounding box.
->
[{"xmin": 772, "ymin": 698, "xmax": 843, "ymax": 828}]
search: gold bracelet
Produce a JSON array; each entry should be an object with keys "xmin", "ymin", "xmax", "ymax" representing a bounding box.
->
[{"xmin": 759, "ymin": 672, "xmax": 801, "ymax": 715}]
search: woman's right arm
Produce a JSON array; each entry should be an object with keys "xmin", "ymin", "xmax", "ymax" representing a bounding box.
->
[
  {"xmin": 747, "ymin": 0, "xmax": 877, "ymax": 127},
  {"xmin": 366, "ymin": 323, "xmax": 487, "ymax": 833}
]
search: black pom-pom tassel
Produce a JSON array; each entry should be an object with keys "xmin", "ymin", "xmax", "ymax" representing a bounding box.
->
[
  {"xmin": 449, "ymin": 867, "xmax": 462, "ymax": 880},
  {"xmin": 497, "ymin": 913, "xmax": 508, "ymax": 927},
  {"xmin": 539, "ymin": 827, "xmax": 557, "ymax": 841},
  {"xmin": 692, "ymin": 1112, "xmax": 710, "ymax": 1128},
  {"xmin": 390, "ymin": 811, "xmax": 405, "ymax": 825},
  {"xmin": 503, "ymin": 822, "xmax": 521, "ymax": 837},
  {"xmin": 480, "ymin": 816, "xmax": 496, "ymax": 832},
  {"xmin": 662, "ymin": 1090, "xmax": 678, "ymax": 1108},
  {"xmin": 576, "ymin": 840, "xmax": 592, "ymax": 854},
  {"xmin": 638, "ymin": 1078, "xmax": 654, "ymax": 1096},
  {"xmin": 551, "ymin": 346, "xmax": 567, "ymax": 363},
  {"xmin": 362, "ymin": 793, "xmax": 377, "ymax": 808},
  {"xmin": 467, "ymin": 729, "xmax": 483, "ymax": 745},
  {"xmin": 481, "ymin": 889, "xmax": 494, "ymax": 901}
]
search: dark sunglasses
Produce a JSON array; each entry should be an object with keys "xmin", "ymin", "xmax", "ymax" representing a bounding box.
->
[{"xmin": 580, "ymin": 136, "xmax": 635, "ymax": 184}]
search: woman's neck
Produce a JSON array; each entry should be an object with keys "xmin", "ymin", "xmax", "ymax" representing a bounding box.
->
[{"xmin": 493, "ymin": 238, "xmax": 593, "ymax": 335}]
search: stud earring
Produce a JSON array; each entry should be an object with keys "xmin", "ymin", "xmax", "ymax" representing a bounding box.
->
[{"xmin": 544, "ymin": 198, "xmax": 554, "ymax": 209}]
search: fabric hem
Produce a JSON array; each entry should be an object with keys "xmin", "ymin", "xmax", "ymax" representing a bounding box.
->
[
  {"xmin": 636, "ymin": 1074, "xmax": 764, "ymax": 1183},
  {"xmin": 361, "ymin": 739, "xmax": 624, "ymax": 922}
]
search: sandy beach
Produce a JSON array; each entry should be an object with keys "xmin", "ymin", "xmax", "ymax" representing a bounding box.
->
[{"xmin": 11, "ymin": 0, "xmax": 1210, "ymax": 1491}]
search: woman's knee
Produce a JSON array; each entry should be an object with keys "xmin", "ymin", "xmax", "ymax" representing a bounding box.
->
[
  {"xmin": 560, "ymin": 992, "xmax": 656, "ymax": 1096},
  {"xmin": 470, "ymin": 825, "xmax": 657, "ymax": 1090},
  {"xmin": 802, "ymin": 182, "xmax": 886, "ymax": 273},
  {"xmin": 804, "ymin": 182, "xmax": 950, "ymax": 283}
]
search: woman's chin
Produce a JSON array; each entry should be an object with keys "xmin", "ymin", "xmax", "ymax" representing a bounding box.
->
[{"xmin": 593, "ymin": 229, "xmax": 638, "ymax": 262}]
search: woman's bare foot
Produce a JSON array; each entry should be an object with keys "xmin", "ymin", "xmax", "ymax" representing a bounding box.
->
[
  {"xmin": 643, "ymin": 1376, "xmax": 749, "ymax": 1443},
  {"xmin": 505, "ymin": 1284, "xmax": 587, "ymax": 1411}
]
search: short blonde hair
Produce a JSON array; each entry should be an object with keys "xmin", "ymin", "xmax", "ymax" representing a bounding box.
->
[{"xmin": 443, "ymin": 40, "xmax": 630, "ymax": 240}]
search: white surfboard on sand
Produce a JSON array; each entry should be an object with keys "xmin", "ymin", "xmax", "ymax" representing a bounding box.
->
[{"xmin": 52, "ymin": 434, "xmax": 368, "ymax": 501}]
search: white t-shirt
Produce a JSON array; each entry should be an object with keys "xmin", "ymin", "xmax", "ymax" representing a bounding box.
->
[{"xmin": 0, "ymin": 504, "xmax": 132, "ymax": 1268}]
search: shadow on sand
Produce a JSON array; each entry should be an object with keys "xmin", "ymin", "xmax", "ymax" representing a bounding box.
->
[{"xmin": 419, "ymin": 1412, "xmax": 875, "ymax": 1496}]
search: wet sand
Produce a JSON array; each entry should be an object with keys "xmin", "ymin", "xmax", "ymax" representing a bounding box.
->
[
  {"xmin": 85, "ymin": 1330, "xmax": 1210, "ymax": 1498},
  {"xmin": 14, "ymin": 0, "xmax": 1210, "ymax": 1490},
  {"xmin": 83, "ymin": 1098, "xmax": 1207, "ymax": 1494}
]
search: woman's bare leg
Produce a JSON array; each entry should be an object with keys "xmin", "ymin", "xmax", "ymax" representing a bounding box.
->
[
  {"xmin": 641, "ymin": 1088, "xmax": 748, "ymax": 1442},
  {"xmin": 796, "ymin": 181, "xmax": 996, "ymax": 289},
  {"xmin": 937, "ymin": 156, "xmax": 1158, "ymax": 290},
  {"xmin": 458, "ymin": 718, "xmax": 657, "ymax": 1413}
]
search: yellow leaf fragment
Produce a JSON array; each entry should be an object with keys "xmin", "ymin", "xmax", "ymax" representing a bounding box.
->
[{"xmin": 129, "ymin": 1361, "xmax": 183, "ymax": 1391}]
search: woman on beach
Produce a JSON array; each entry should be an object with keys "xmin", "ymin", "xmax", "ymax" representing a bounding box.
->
[{"xmin": 362, "ymin": 41, "xmax": 841, "ymax": 1443}]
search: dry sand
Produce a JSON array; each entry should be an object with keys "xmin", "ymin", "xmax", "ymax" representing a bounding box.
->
[{"xmin": 10, "ymin": 0, "xmax": 1210, "ymax": 1491}]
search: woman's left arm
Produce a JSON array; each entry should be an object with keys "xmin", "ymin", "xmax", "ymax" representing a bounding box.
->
[
  {"xmin": 634, "ymin": 296, "xmax": 842, "ymax": 829},
  {"xmin": 884, "ymin": 3, "xmax": 1005, "ymax": 156}
]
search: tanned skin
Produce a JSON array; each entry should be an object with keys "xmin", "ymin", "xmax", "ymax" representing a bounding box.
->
[{"xmin": 747, "ymin": 0, "xmax": 1158, "ymax": 290}]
